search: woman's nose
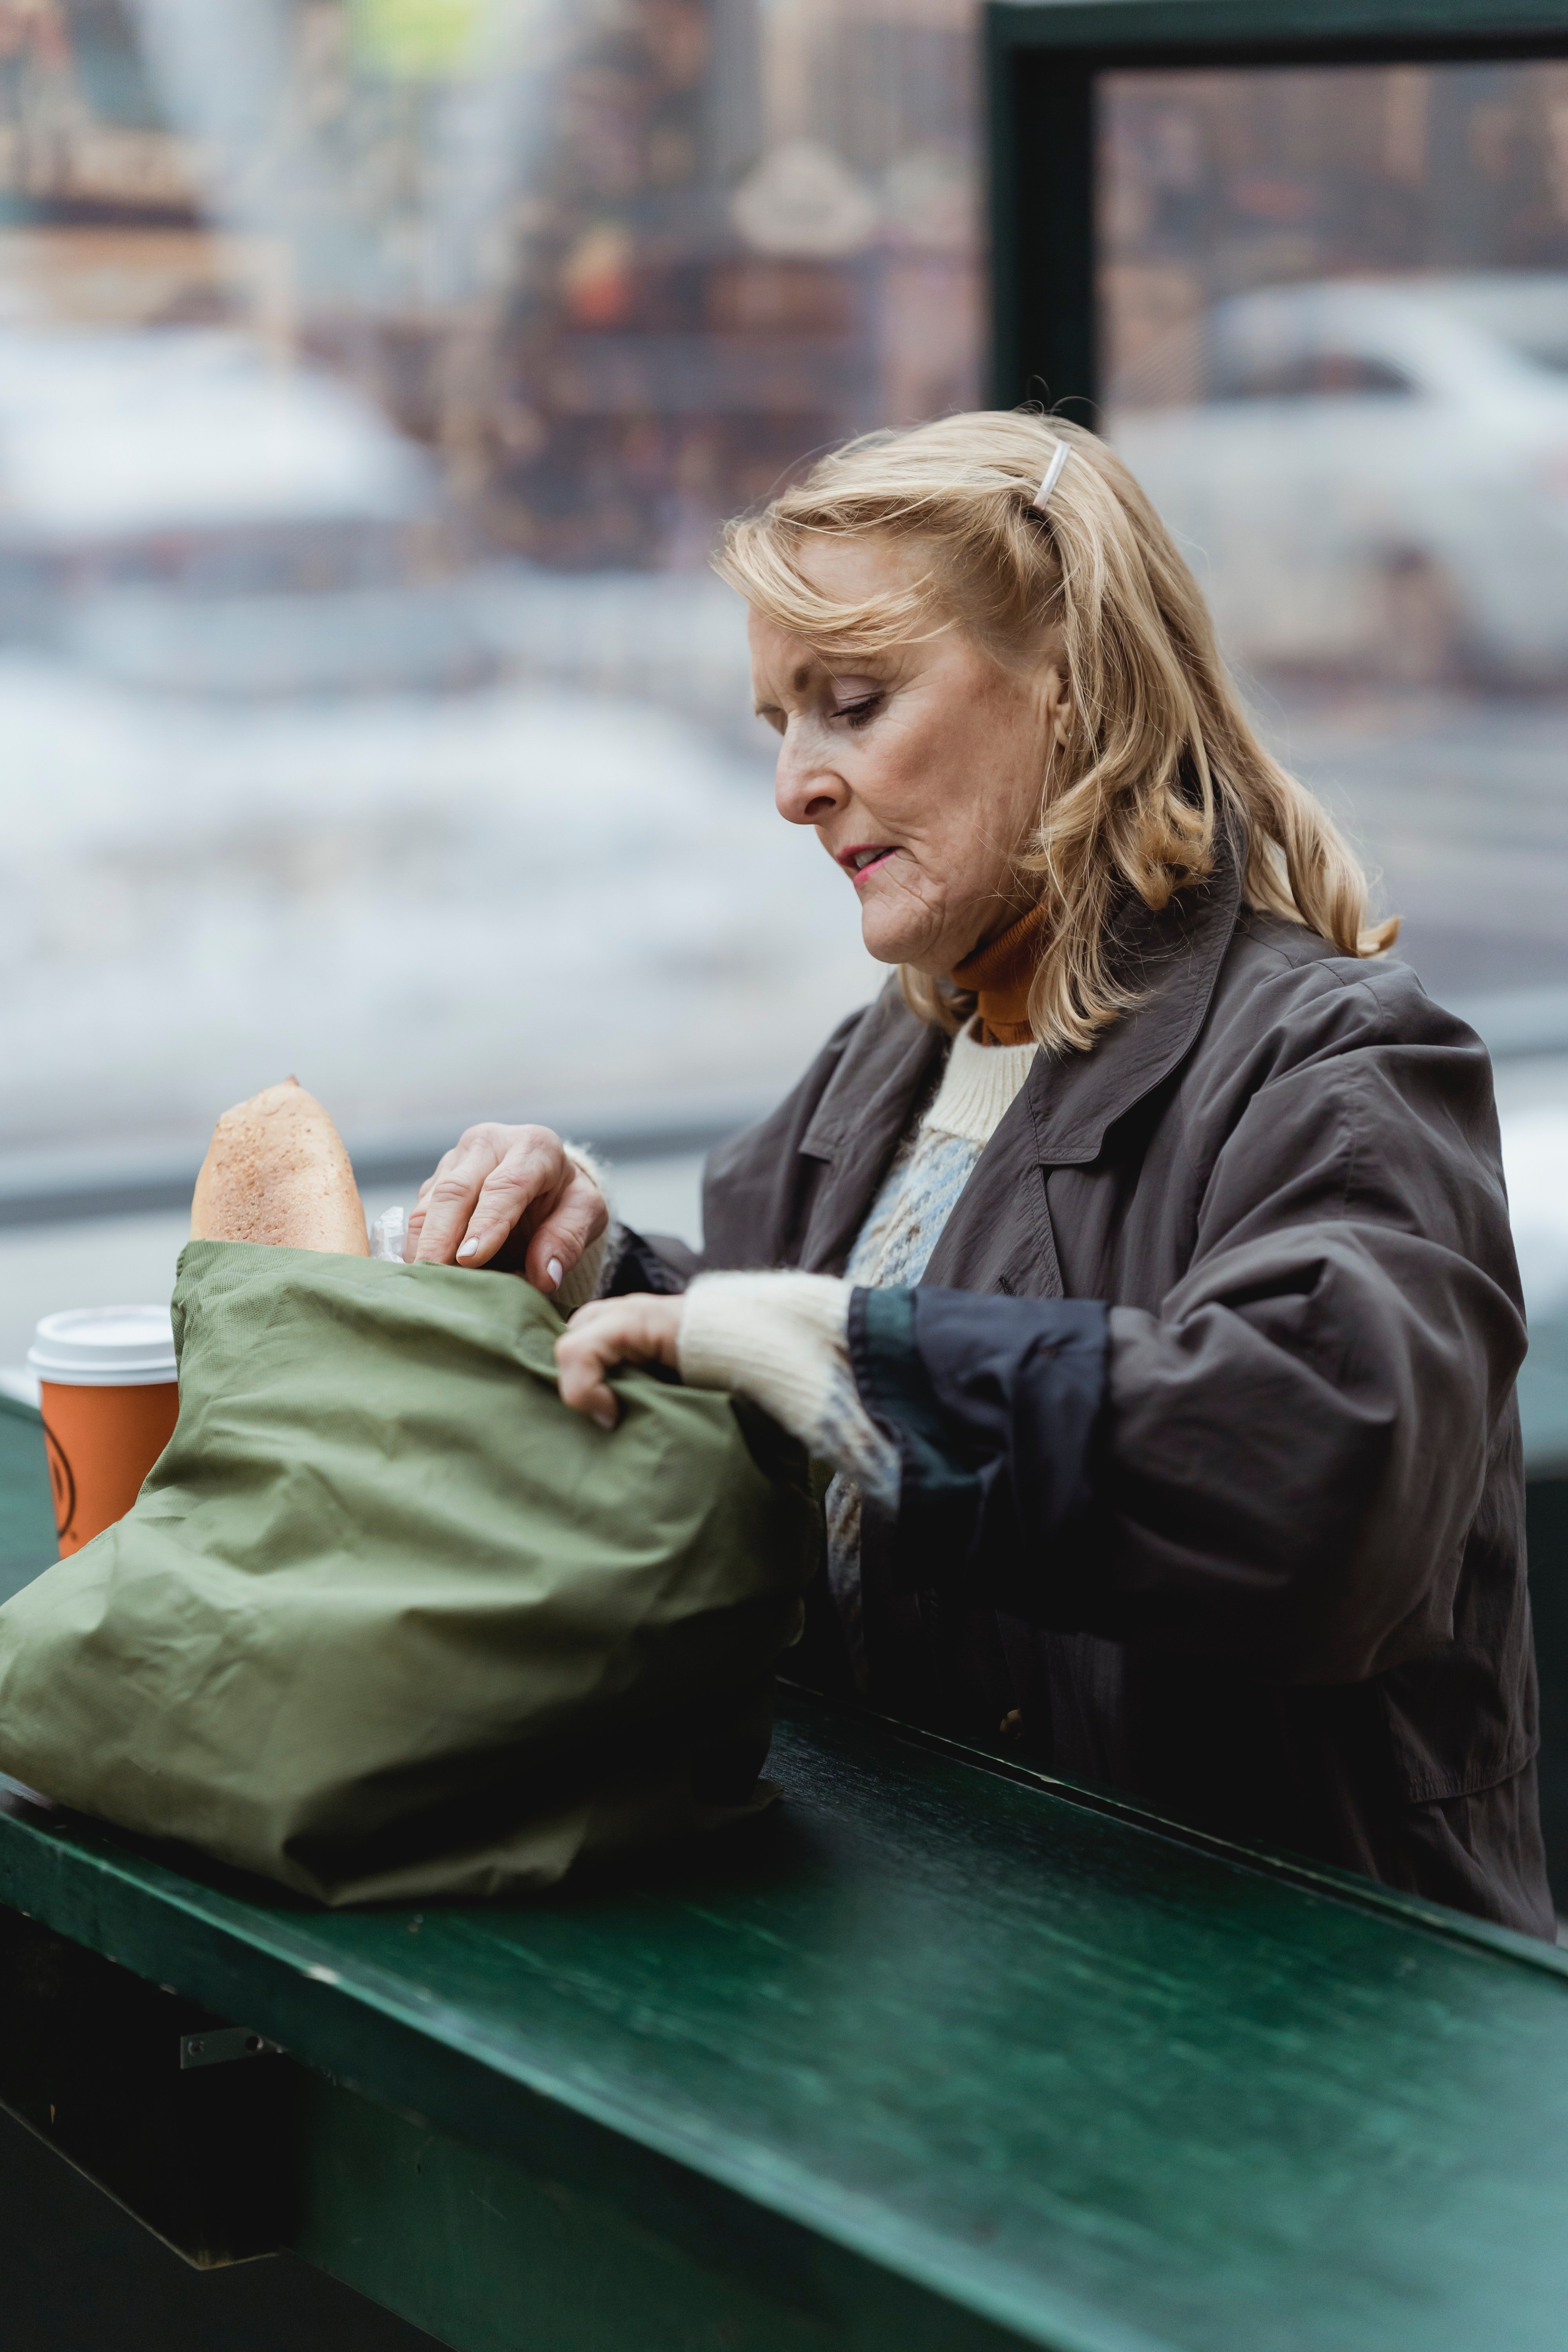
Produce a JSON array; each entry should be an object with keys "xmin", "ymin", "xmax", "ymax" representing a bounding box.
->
[{"xmin": 775, "ymin": 724, "xmax": 848, "ymax": 828}]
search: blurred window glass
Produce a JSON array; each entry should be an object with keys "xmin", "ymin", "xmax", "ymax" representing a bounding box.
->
[
  {"xmin": 1099, "ymin": 59, "xmax": 1568, "ymax": 1013},
  {"xmin": 0, "ymin": 0, "xmax": 980, "ymax": 1188}
]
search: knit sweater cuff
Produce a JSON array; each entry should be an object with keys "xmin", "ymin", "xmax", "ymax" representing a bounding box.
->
[
  {"xmin": 680, "ymin": 1269, "xmax": 846, "ymax": 1424},
  {"xmin": 554, "ymin": 1144, "xmax": 614, "ymax": 1316},
  {"xmin": 678, "ymin": 1270, "xmax": 900, "ymax": 1509}
]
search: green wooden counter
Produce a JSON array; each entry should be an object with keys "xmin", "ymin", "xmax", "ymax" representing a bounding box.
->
[
  {"xmin": 4, "ymin": 1398, "xmax": 1568, "ymax": 2352},
  {"xmin": 0, "ymin": 1393, "xmax": 57, "ymax": 1608}
]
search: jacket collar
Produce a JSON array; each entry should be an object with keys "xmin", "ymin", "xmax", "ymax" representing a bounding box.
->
[
  {"xmin": 796, "ymin": 981, "xmax": 947, "ymax": 1274},
  {"xmin": 1022, "ymin": 822, "xmax": 1243, "ymax": 1167},
  {"xmin": 791, "ymin": 824, "xmax": 1242, "ymax": 1268}
]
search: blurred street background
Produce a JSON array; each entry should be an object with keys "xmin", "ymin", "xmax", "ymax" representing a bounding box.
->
[{"xmin": 0, "ymin": 11, "xmax": 1565, "ymax": 1464}]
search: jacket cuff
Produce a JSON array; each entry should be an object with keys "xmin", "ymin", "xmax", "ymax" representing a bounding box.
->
[
  {"xmin": 848, "ymin": 1285, "xmax": 1108, "ymax": 1615},
  {"xmin": 601, "ymin": 1225, "xmax": 695, "ymax": 1297}
]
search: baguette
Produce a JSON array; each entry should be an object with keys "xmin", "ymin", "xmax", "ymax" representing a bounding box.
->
[{"xmin": 191, "ymin": 1078, "xmax": 370, "ymax": 1256}]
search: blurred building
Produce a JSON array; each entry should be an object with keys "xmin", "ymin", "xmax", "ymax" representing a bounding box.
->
[
  {"xmin": 0, "ymin": 0, "xmax": 981, "ymax": 571},
  {"xmin": 1100, "ymin": 59, "xmax": 1568, "ymax": 403},
  {"xmin": 2, "ymin": 14, "xmax": 1562, "ymax": 1185},
  {"xmin": 1096, "ymin": 62, "xmax": 1568, "ymax": 693}
]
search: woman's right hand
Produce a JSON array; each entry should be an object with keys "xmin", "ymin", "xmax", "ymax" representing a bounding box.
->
[{"xmin": 405, "ymin": 1123, "xmax": 608, "ymax": 1298}]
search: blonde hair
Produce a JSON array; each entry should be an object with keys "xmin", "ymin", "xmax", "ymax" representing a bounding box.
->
[{"xmin": 715, "ymin": 410, "xmax": 1396, "ymax": 1053}]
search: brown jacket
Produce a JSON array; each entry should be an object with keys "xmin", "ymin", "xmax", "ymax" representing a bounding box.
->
[{"xmin": 630, "ymin": 840, "xmax": 1552, "ymax": 1937}]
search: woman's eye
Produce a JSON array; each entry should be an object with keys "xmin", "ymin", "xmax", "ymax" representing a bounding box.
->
[{"xmin": 833, "ymin": 695, "xmax": 882, "ymax": 729}]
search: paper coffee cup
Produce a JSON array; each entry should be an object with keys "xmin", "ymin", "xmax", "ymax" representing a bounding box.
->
[{"xmin": 27, "ymin": 1307, "xmax": 179, "ymax": 1557}]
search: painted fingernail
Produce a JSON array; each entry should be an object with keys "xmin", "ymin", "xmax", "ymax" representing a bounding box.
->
[
  {"xmin": 593, "ymin": 1410, "xmax": 615, "ymax": 1432},
  {"xmin": 546, "ymin": 1258, "xmax": 563, "ymax": 1289},
  {"xmin": 457, "ymin": 1238, "xmax": 479, "ymax": 1259}
]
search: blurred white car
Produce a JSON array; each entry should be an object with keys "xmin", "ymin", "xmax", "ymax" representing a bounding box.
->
[
  {"xmin": 1110, "ymin": 275, "xmax": 1568, "ymax": 682},
  {"xmin": 0, "ymin": 327, "xmax": 437, "ymax": 603}
]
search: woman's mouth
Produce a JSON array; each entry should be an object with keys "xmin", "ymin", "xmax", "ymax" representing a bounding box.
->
[{"xmin": 840, "ymin": 844, "xmax": 897, "ymax": 888}]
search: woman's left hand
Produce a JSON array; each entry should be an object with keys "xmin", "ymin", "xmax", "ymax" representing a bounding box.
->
[{"xmin": 556, "ymin": 1294, "xmax": 684, "ymax": 1430}]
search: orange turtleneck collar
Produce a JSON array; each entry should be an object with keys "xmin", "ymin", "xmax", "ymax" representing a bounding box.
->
[{"xmin": 949, "ymin": 902, "xmax": 1047, "ymax": 1046}]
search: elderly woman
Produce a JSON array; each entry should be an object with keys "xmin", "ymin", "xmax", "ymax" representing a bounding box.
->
[{"xmin": 410, "ymin": 413, "xmax": 1549, "ymax": 1939}]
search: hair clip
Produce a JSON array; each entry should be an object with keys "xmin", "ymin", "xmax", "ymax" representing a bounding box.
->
[{"xmin": 1033, "ymin": 441, "xmax": 1071, "ymax": 512}]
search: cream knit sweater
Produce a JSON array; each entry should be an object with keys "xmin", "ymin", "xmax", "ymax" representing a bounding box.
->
[{"xmin": 676, "ymin": 1023, "xmax": 1036, "ymax": 1668}]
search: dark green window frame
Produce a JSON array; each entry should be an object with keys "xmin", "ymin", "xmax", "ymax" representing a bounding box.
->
[{"xmin": 986, "ymin": 0, "xmax": 1568, "ymax": 419}]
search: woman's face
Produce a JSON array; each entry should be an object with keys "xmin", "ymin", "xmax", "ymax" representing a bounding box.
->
[{"xmin": 750, "ymin": 534, "xmax": 1071, "ymax": 974}]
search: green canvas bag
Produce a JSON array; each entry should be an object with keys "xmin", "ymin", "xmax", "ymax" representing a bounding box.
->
[{"xmin": 0, "ymin": 1241, "xmax": 819, "ymax": 1904}]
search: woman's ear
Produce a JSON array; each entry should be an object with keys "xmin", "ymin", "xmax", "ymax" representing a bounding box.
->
[{"xmin": 1039, "ymin": 659, "xmax": 1073, "ymax": 751}]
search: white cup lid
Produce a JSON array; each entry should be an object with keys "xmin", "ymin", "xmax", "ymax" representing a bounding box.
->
[{"xmin": 27, "ymin": 1305, "xmax": 177, "ymax": 1387}]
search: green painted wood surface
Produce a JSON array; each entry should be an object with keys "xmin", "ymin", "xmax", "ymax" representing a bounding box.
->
[
  {"xmin": 0, "ymin": 1397, "xmax": 55, "ymax": 1606},
  {"xmin": 288, "ymin": 2066, "xmax": 1030, "ymax": 2352},
  {"xmin": 6, "ymin": 1396, "xmax": 1568, "ymax": 2348},
  {"xmin": 986, "ymin": 1, "xmax": 1568, "ymax": 54},
  {"xmin": 4, "ymin": 1702, "xmax": 1568, "ymax": 2352}
]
